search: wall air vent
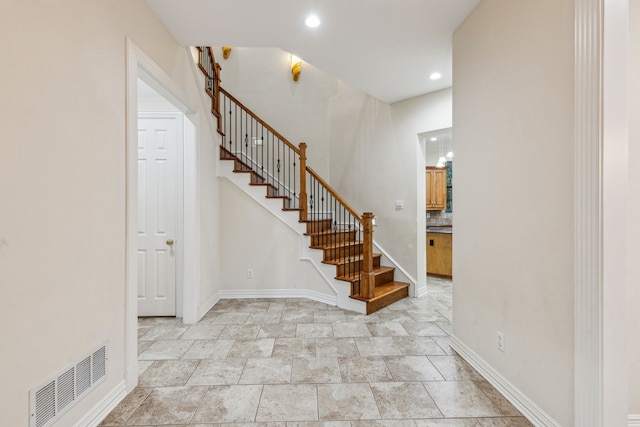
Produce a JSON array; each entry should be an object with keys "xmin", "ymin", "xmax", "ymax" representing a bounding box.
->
[{"xmin": 29, "ymin": 344, "xmax": 107, "ymax": 427}]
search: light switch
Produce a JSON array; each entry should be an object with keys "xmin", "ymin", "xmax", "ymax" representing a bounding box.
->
[{"xmin": 395, "ymin": 200, "xmax": 404, "ymax": 210}]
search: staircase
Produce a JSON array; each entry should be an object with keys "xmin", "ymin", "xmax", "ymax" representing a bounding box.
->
[{"xmin": 197, "ymin": 47, "xmax": 409, "ymax": 314}]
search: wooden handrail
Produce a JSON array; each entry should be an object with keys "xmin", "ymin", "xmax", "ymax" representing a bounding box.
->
[
  {"xmin": 219, "ymin": 87, "xmax": 301, "ymax": 156},
  {"xmin": 305, "ymin": 166, "xmax": 363, "ymax": 222}
]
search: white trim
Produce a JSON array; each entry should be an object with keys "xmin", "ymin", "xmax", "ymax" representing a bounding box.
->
[
  {"xmin": 125, "ymin": 38, "xmax": 201, "ymax": 390},
  {"xmin": 199, "ymin": 292, "xmax": 222, "ymax": 319},
  {"xmin": 71, "ymin": 381, "xmax": 127, "ymax": 427},
  {"xmin": 450, "ymin": 336, "xmax": 560, "ymax": 427},
  {"xmin": 574, "ymin": 0, "xmax": 604, "ymax": 424},
  {"xmin": 629, "ymin": 415, "xmax": 640, "ymax": 427},
  {"xmin": 218, "ymin": 289, "xmax": 337, "ymax": 306}
]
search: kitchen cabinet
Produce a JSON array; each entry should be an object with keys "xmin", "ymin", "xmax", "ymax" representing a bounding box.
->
[
  {"xmin": 426, "ymin": 167, "xmax": 447, "ymax": 210},
  {"xmin": 426, "ymin": 231, "xmax": 452, "ymax": 277}
]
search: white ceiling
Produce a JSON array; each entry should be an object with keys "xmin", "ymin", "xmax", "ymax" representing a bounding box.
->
[{"xmin": 146, "ymin": 0, "xmax": 479, "ymax": 104}]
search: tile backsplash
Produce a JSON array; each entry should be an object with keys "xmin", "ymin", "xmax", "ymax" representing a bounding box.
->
[{"xmin": 427, "ymin": 210, "xmax": 452, "ymax": 225}]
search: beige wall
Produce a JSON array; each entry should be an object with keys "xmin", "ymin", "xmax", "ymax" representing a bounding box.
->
[
  {"xmin": 452, "ymin": 1, "xmax": 575, "ymax": 425},
  {"xmin": 0, "ymin": 1, "xmax": 221, "ymax": 425},
  {"xmin": 629, "ymin": 0, "xmax": 640, "ymax": 416}
]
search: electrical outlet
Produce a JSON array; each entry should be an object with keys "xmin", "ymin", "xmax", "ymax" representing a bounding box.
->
[
  {"xmin": 247, "ymin": 269, "xmax": 254, "ymax": 278},
  {"xmin": 496, "ymin": 331, "xmax": 505, "ymax": 352}
]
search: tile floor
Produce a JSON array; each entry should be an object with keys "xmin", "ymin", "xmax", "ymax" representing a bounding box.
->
[{"xmin": 101, "ymin": 276, "xmax": 533, "ymax": 426}]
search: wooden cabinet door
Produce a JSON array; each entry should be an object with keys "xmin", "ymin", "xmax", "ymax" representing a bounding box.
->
[{"xmin": 426, "ymin": 167, "xmax": 447, "ymax": 210}]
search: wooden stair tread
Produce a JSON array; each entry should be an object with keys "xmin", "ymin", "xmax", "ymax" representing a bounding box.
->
[
  {"xmin": 350, "ymin": 281, "xmax": 410, "ymax": 307},
  {"xmin": 323, "ymin": 253, "xmax": 381, "ymax": 266},
  {"xmin": 336, "ymin": 266, "xmax": 395, "ymax": 283},
  {"xmin": 305, "ymin": 230, "xmax": 352, "ymax": 237}
]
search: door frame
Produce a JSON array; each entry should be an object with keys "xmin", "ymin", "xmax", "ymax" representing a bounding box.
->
[{"xmin": 125, "ymin": 38, "xmax": 201, "ymax": 391}]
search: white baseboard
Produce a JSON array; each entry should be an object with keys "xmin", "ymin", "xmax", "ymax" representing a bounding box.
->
[
  {"xmin": 218, "ymin": 289, "xmax": 337, "ymax": 306},
  {"xmin": 199, "ymin": 291, "xmax": 222, "ymax": 319},
  {"xmin": 72, "ymin": 381, "xmax": 127, "ymax": 427},
  {"xmin": 629, "ymin": 414, "xmax": 640, "ymax": 426},
  {"xmin": 450, "ymin": 336, "xmax": 560, "ymax": 427}
]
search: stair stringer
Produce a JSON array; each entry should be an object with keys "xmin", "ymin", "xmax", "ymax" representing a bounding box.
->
[{"xmin": 217, "ymin": 155, "xmax": 367, "ymax": 314}]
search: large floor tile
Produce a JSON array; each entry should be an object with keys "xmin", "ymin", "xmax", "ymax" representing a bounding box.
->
[
  {"xmin": 296, "ymin": 323, "xmax": 334, "ymax": 338},
  {"xmin": 139, "ymin": 324, "xmax": 189, "ymax": 341},
  {"xmin": 413, "ymin": 419, "xmax": 479, "ymax": 426},
  {"xmin": 423, "ymin": 380, "xmax": 503, "ymax": 418},
  {"xmin": 370, "ymin": 382, "xmax": 442, "ymax": 419},
  {"xmin": 180, "ymin": 323, "xmax": 226, "ymax": 340},
  {"xmin": 227, "ymin": 338, "xmax": 275, "ymax": 358},
  {"xmin": 137, "ymin": 360, "xmax": 200, "ymax": 387},
  {"xmin": 256, "ymin": 384, "xmax": 318, "ymax": 421},
  {"xmin": 367, "ymin": 321, "xmax": 409, "ymax": 337},
  {"xmin": 428, "ymin": 355, "xmax": 484, "ymax": 381},
  {"xmin": 317, "ymin": 383, "xmax": 381, "ymax": 421},
  {"xmin": 181, "ymin": 339, "xmax": 234, "ymax": 359},
  {"xmin": 211, "ymin": 312, "xmax": 252, "ymax": 324},
  {"xmin": 126, "ymin": 386, "xmax": 207, "ymax": 425},
  {"xmin": 138, "ymin": 340, "xmax": 194, "ymax": 360},
  {"xmin": 384, "ymin": 356, "xmax": 445, "ymax": 381},
  {"xmin": 393, "ymin": 336, "xmax": 447, "ymax": 356},
  {"xmin": 315, "ymin": 338, "xmax": 359, "ymax": 357},
  {"xmin": 400, "ymin": 321, "xmax": 448, "ymax": 337},
  {"xmin": 331, "ymin": 322, "xmax": 372, "ymax": 338},
  {"xmin": 219, "ymin": 324, "xmax": 261, "ymax": 339},
  {"xmin": 99, "ymin": 387, "xmax": 152, "ymax": 426},
  {"xmin": 258, "ymin": 323, "xmax": 297, "ymax": 338},
  {"xmin": 239, "ymin": 357, "xmax": 292, "ymax": 384},
  {"xmin": 272, "ymin": 337, "xmax": 316, "ymax": 357},
  {"xmin": 248, "ymin": 312, "xmax": 283, "ymax": 324},
  {"xmin": 354, "ymin": 337, "xmax": 403, "ymax": 356},
  {"xmin": 475, "ymin": 417, "xmax": 534, "ymax": 426},
  {"xmin": 351, "ymin": 421, "xmax": 417, "ymax": 427},
  {"xmin": 191, "ymin": 384, "xmax": 263, "ymax": 423},
  {"xmin": 338, "ymin": 356, "xmax": 394, "ymax": 382},
  {"xmin": 186, "ymin": 358, "xmax": 246, "ymax": 385},
  {"xmin": 475, "ymin": 380, "xmax": 523, "ymax": 416},
  {"xmin": 291, "ymin": 357, "xmax": 342, "ymax": 383}
]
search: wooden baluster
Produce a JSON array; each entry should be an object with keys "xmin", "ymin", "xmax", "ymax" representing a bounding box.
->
[
  {"xmin": 299, "ymin": 142, "xmax": 308, "ymax": 221},
  {"xmin": 361, "ymin": 212, "xmax": 375, "ymax": 299}
]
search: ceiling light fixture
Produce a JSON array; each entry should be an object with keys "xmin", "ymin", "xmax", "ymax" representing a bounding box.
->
[
  {"xmin": 429, "ymin": 72, "xmax": 442, "ymax": 80},
  {"xmin": 291, "ymin": 54, "xmax": 302, "ymax": 81},
  {"xmin": 305, "ymin": 14, "xmax": 320, "ymax": 28}
]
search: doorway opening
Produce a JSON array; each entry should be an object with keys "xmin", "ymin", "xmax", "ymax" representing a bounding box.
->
[{"xmin": 125, "ymin": 39, "xmax": 200, "ymax": 391}]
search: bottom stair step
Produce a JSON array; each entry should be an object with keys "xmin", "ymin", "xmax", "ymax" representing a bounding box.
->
[{"xmin": 350, "ymin": 281, "xmax": 410, "ymax": 315}]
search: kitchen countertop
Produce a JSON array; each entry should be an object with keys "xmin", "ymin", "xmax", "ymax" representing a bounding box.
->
[{"xmin": 426, "ymin": 227, "xmax": 453, "ymax": 234}]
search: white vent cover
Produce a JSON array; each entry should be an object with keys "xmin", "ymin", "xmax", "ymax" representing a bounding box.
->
[{"xmin": 29, "ymin": 344, "xmax": 107, "ymax": 427}]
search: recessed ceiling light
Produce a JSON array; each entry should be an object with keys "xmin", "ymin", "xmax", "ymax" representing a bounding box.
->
[
  {"xmin": 429, "ymin": 72, "xmax": 442, "ymax": 80},
  {"xmin": 305, "ymin": 14, "xmax": 320, "ymax": 28},
  {"xmin": 430, "ymin": 137, "xmax": 438, "ymax": 141}
]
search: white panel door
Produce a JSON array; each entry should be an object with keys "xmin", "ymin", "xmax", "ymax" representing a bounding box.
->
[{"xmin": 137, "ymin": 113, "xmax": 181, "ymax": 316}]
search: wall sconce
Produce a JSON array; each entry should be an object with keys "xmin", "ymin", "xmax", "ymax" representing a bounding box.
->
[
  {"xmin": 222, "ymin": 46, "xmax": 232, "ymax": 59},
  {"xmin": 291, "ymin": 55, "xmax": 301, "ymax": 81}
]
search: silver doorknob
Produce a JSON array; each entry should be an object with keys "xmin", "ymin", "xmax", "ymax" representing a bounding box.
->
[{"xmin": 166, "ymin": 239, "xmax": 174, "ymax": 245}]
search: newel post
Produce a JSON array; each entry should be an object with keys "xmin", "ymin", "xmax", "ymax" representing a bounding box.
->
[
  {"xmin": 299, "ymin": 142, "xmax": 308, "ymax": 221},
  {"xmin": 361, "ymin": 212, "xmax": 375, "ymax": 299}
]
